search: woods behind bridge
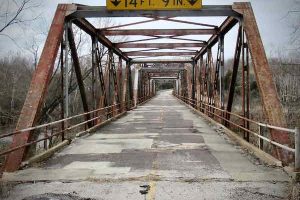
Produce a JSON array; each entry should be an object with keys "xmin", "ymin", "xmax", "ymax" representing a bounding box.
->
[{"xmin": 0, "ymin": 54, "xmax": 299, "ymax": 133}]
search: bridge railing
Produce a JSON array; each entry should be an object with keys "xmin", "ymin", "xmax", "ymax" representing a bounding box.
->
[
  {"xmin": 174, "ymin": 94, "xmax": 299, "ymax": 171},
  {"xmin": 0, "ymin": 94, "xmax": 155, "ymax": 173}
]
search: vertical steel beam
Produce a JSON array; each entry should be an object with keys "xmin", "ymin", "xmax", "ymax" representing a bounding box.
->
[
  {"xmin": 95, "ymin": 41, "xmax": 108, "ymax": 110},
  {"xmin": 207, "ymin": 48, "xmax": 213, "ymax": 115},
  {"xmin": 104, "ymin": 51, "xmax": 112, "ymax": 118},
  {"xmin": 91, "ymin": 37, "xmax": 97, "ymax": 112},
  {"xmin": 91, "ymin": 37, "xmax": 96, "ymax": 124},
  {"xmin": 186, "ymin": 65, "xmax": 192, "ymax": 102},
  {"xmin": 148, "ymin": 78, "xmax": 151, "ymax": 97},
  {"xmin": 107, "ymin": 52, "xmax": 112, "ymax": 107},
  {"xmin": 241, "ymin": 30, "xmax": 250, "ymax": 141},
  {"xmin": 150, "ymin": 79, "xmax": 153, "ymax": 96},
  {"xmin": 233, "ymin": 2, "xmax": 291, "ymax": 162},
  {"xmin": 192, "ymin": 60, "xmax": 196, "ymax": 100},
  {"xmin": 109, "ymin": 51, "xmax": 120, "ymax": 108},
  {"xmin": 212, "ymin": 35, "xmax": 223, "ymax": 111},
  {"xmin": 60, "ymin": 41, "xmax": 65, "ymax": 141},
  {"xmin": 68, "ymin": 26, "xmax": 92, "ymax": 128},
  {"xmin": 64, "ymin": 22, "xmax": 70, "ymax": 121},
  {"xmin": 218, "ymin": 35, "xmax": 225, "ymax": 109},
  {"xmin": 137, "ymin": 70, "xmax": 141, "ymax": 103},
  {"xmin": 217, "ymin": 35, "xmax": 225, "ymax": 123},
  {"xmin": 199, "ymin": 55, "xmax": 204, "ymax": 111},
  {"xmin": 4, "ymin": 5, "xmax": 69, "ymax": 172},
  {"xmin": 203, "ymin": 53, "xmax": 209, "ymax": 105},
  {"xmin": 176, "ymin": 79, "xmax": 179, "ymax": 95},
  {"xmin": 122, "ymin": 61, "xmax": 130, "ymax": 110},
  {"xmin": 191, "ymin": 60, "xmax": 196, "ymax": 103},
  {"xmin": 117, "ymin": 57, "xmax": 123, "ymax": 109},
  {"xmin": 182, "ymin": 70, "xmax": 188, "ymax": 100},
  {"xmin": 133, "ymin": 67, "xmax": 139, "ymax": 107},
  {"xmin": 128, "ymin": 63, "xmax": 133, "ymax": 106},
  {"xmin": 142, "ymin": 71, "xmax": 145, "ymax": 98},
  {"xmin": 195, "ymin": 60, "xmax": 201, "ymax": 110},
  {"xmin": 178, "ymin": 72, "xmax": 182, "ymax": 96},
  {"xmin": 153, "ymin": 79, "xmax": 156, "ymax": 95}
]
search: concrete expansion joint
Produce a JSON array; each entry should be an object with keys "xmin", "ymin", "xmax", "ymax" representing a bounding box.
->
[{"xmin": 1, "ymin": 177, "xmax": 290, "ymax": 185}]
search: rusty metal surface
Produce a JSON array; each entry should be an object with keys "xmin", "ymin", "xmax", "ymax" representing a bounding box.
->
[
  {"xmin": 233, "ymin": 2, "xmax": 291, "ymax": 163},
  {"xmin": 3, "ymin": 4, "xmax": 69, "ymax": 172},
  {"xmin": 117, "ymin": 36, "xmax": 205, "ymax": 45},
  {"xmin": 102, "ymin": 29, "xmax": 216, "ymax": 36},
  {"xmin": 125, "ymin": 52, "xmax": 196, "ymax": 57},
  {"xmin": 116, "ymin": 43, "xmax": 205, "ymax": 49},
  {"xmin": 131, "ymin": 60, "xmax": 193, "ymax": 64}
]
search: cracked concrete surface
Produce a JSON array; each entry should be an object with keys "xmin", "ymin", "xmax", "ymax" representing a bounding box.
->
[{"xmin": 1, "ymin": 90, "xmax": 291, "ymax": 200}]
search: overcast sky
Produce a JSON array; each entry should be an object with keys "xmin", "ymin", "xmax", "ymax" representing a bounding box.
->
[{"xmin": 0, "ymin": 0, "xmax": 299, "ymax": 60}]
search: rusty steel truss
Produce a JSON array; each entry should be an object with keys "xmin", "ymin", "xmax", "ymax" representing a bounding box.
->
[{"xmin": 3, "ymin": 2, "xmax": 292, "ymax": 172}]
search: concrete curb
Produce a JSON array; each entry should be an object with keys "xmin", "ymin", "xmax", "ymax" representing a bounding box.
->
[
  {"xmin": 284, "ymin": 166, "xmax": 300, "ymax": 182},
  {"xmin": 21, "ymin": 139, "xmax": 71, "ymax": 167},
  {"xmin": 138, "ymin": 96, "xmax": 154, "ymax": 106},
  {"xmin": 19, "ymin": 112, "xmax": 129, "ymax": 168},
  {"xmin": 134, "ymin": 95, "xmax": 156, "ymax": 109},
  {"xmin": 176, "ymin": 98, "xmax": 283, "ymax": 167}
]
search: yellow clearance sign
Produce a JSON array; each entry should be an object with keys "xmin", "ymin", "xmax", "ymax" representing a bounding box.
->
[{"xmin": 106, "ymin": 0, "xmax": 202, "ymax": 10}]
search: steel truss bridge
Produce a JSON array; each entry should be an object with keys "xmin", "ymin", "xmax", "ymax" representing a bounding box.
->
[{"xmin": 0, "ymin": 2, "xmax": 299, "ymax": 185}]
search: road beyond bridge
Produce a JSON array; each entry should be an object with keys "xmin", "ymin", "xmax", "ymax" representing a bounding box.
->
[{"xmin": 2, "ymin": 91, "xmax": 290, "ymax": 200}]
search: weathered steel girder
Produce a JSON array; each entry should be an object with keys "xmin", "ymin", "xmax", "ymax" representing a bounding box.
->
[
  {"xmin": 131, "ymin": 60, "xmax": 193, "ymax": 64},
  {"xmin": 116, "ymin": 43, "xmax": 205, "ymax": 49},
  {"xmin": 101, "ymin": 29, "xmax": 216, "ymax": 36},
  {"xmin": 68, "ymin": 5, "xmax": 240, "ymax": 18},
  {"xmin": 233, "ymin": 2, "xmax": 290, "ymax": 163},
  {"xmin": 125, "ymin": 52, "xmax": 196, "ymax": 57},
  {"xmin": 4, "ymin": 4, "xmax": 69, "ymax": 172}
]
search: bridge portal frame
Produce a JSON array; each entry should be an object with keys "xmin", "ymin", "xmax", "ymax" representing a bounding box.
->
[{"xmin": 3, "ymin": 2, "xmax": 291, "ymax": 172}]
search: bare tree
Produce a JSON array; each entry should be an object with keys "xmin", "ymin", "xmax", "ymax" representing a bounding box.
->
[
  {"xmin": 0, "ymin": 55, "xmax": 33, "ymax": 128},
  {"xmin": 287, "ymin": 1, "xmax": 300, "ymax": 52},
  {"xmin": 0, "ymin": 0, "xmax": 41, "ymax": 44},
  {"xmin": 25, "ymin": 36, "xmax": 39, "ymax": 69}
]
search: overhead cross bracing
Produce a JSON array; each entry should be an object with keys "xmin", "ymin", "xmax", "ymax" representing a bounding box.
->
[
  {"xmin": 73, "ymin": 15, "xmax": 220, "ymax": 62},
  {"xmin": 94, "ymin": 15, "xmax": 225, "ymax": 62}
]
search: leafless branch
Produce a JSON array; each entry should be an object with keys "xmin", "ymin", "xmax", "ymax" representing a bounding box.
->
[{"xmin": 0, "ymin": 0, "xmax": 41, "ymax": 33}]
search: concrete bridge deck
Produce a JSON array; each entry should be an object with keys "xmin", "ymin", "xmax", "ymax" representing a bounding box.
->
[{"xmin": 2, "ymin": 90, "xmax": 290, "ymax": 200}]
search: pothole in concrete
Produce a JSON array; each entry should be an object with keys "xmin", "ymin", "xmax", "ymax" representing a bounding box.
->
[
  {"xmin": 191, "ymin": 129, "xmax": 200, "ymax": 133},
  {"xmin": 22, "ymin": 193, "xmax": 96, "ymax": 200}
]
